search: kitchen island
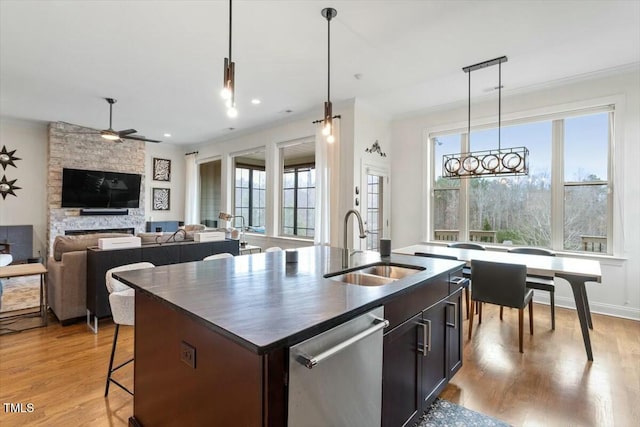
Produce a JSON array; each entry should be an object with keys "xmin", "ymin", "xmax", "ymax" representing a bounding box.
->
[{"xmin": 115, "ymin": 245, "xmax": 465, "ymax": 426}]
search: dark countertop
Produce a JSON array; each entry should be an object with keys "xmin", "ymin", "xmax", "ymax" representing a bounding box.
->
[{"xmin": 114, "ymin": 246, "xmax": 464, "ymax": 354}]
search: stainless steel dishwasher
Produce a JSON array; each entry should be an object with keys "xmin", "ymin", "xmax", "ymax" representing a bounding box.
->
[{"xmin": 288, "ymin": 306, "xmax": 388, "ymax": 426}]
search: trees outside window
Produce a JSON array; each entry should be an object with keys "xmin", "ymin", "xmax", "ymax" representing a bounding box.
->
[{"xmin": 430, "ymin": 109, "xmax": 611, "ymax": 253}]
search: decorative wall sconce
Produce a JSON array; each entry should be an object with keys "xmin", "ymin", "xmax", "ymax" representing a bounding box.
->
[
  {"xmin": 0, "ymin": 145, "xmax": 21, "ymax": 170},
  {"xmin": 365, "ymin": 140, "xmax": 387, "ymax": 157},
  {"xmin": 0, "ymin": 175, "xmax": 21, "ymax": 199}
]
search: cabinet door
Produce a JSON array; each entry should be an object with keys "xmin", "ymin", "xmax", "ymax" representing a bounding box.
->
[
  {"xmin": 446, "ymin": 289, "xmax": 463, "ymax": 378},
  {"xmin": 420, "ymin": 300, "xmax": 447, "ymax": 407},
  {"xmin": 382, "ymin": 313, "xmax": 422, "ymax": 427}
]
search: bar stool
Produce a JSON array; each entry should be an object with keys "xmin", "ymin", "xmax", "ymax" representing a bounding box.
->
[{"xmin": 104, "ymin": 262, "xmax": 155, "ymax": 397}]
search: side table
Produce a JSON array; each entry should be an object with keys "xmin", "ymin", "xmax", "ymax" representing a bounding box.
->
[{"xmin": 0, "ymin": 263, "xmax": 48, "ymax": 331}]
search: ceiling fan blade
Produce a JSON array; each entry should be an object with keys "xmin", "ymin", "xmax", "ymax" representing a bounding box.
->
[
  {"xmin": 117, "ymin": 129, "xmax": 137, "ymax": 136},
  {"xmin": 121, "ymin": 135, "xmax": 162, "ymax": 143}
]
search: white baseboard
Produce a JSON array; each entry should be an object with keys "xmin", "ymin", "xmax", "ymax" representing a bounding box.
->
[{"xmin": 534, "ymin": 294, "xmax": 640, "ymax": 321}]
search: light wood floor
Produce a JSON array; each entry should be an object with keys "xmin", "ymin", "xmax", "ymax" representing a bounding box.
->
[{"xmin": 0, "ymin": 304, "xmax": 638, "ymax": 426}]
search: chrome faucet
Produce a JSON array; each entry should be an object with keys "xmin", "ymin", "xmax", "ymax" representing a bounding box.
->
[{"xmin": 343, "ymin": 209, "xmax": 367, "ymax": 251}]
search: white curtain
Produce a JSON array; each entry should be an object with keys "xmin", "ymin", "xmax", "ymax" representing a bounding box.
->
[
  {"xmin": 314, "ymin": 118, "xmax": 340, "ymax": 246},
  {"xmin": 184, "ymin": 152, "xmax": 200, "ymax": 225}
]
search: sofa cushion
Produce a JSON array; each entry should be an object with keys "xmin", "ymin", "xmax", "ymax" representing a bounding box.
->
[{"xmin": 53, "ymin": 233, "xmax": 131, "ymax": 261}]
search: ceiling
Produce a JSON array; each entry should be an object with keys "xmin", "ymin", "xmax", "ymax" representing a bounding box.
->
[{"xmin": 1, "ymin": 1, "xmax": 638, "ymax": 145}]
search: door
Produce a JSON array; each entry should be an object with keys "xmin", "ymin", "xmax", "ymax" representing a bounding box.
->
[
  {"xmin": 363, "ymin": 165, "xmax": 390, "ymax": 251},
  {"xmin": 420, "ymin": 300, "xmax": 448, "ymax": 407},
  {"xmin": 446, "ymin": 289, "xmax": 463, "ymax": 378},
  {"xmin": 382, "ymin": 313, "xmax": 422, "ymax": 427}
]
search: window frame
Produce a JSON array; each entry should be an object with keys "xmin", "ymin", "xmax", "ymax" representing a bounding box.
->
[
  {"xmin": 281, "ymin": 162, "xmax": 316, "ymax": 238},
  {"xmin": 427, "ymin": 104, "xmax": 615, "ymax": 255},
  {"xmin": 234, "ymin": 162, "xmax": 266, "ymax": 230}
]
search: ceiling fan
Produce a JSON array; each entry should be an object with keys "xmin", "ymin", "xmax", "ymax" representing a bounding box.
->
[{"xmin": 67, "ymin": 98, "xmax": 161, "ymax": 143}]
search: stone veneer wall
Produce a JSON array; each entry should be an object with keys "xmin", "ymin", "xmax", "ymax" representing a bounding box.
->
[{"xmin": 47, "ymin": 122, "xmax": 146, "ymax": 255}]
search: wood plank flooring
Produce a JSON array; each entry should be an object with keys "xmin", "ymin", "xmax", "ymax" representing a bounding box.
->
[{"xmin": 0, "ymin": 304, "xmax": 638, "ymax": 426}]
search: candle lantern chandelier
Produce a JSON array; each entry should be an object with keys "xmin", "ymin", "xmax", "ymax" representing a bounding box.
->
[
  {"xmin": 442, "ymin": 56, "xmax": 529, "ymax": 179},
  {"xmin": 220, "ymin": 0, "xmax": 237, "ymax": 118},
  {"xmin": 320, "ymin": 7, "xmax": 337, "ymax": 143}
]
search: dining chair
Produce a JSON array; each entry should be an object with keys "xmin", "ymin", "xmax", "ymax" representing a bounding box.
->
[
  {"xmin": 508, "ymin": 247, "xmax": 556, "ymax": 330},
  {"xmin": 414, "ymin": 252, "xmax": 471, "ymax": 319},
  {"xmin": 265, "ymin": 247, "xmax": 283, "ymax": 253},
  {"xmin": 104, "ymin": 261, "xmax": 155, "ymax": 397},
  {"xmin": 448, "ymin": 242, "xmax": 485, "ymax": 314},
  {"xmin": 203, "ymin": 253, "xmax": 234, "ymax": 261},
  {"xmin": 469, "ymin": 259, "xmax": 533, "ymax": 353}
]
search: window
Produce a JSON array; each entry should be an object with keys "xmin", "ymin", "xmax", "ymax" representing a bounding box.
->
[
  {"xmin": 199, "ymin": 159, "xmax": 222, "ymax": 228},
  {"xmin": 234, "ymin": 155, "xmax": 266, "ymax": 232},
  {"xmin": 563, "ymin": 113, "xmax": 610, "ymax": 252},
  {"xmin": 430, "ymin": 108, "xmax": 612, "ymax": 254},
  {"xmin": 281, "ymin": 141, "xmax": 316, "ymax": 238},
  {"xmin": 366, "ymin": 174, "xmax": 383, "ymax": 250}
]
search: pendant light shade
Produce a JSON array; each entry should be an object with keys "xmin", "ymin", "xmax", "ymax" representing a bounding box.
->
[
  {"xmin": 221, "ymin": 0, "xmax": 237, "ymax": 118},
  {"xmin": 321, "ymin": 7, "xmax": 337, "ymax": 143},
  {"xmin": 442, "ymin": 56, "xmax": 529, "ymax": 178}
]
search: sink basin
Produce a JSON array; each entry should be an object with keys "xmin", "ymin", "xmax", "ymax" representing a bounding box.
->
[
  {"xmin": 359, "ymin": 265, "xmax": 422, "ymax": 279},
  {"xmin": 326, "ymin": 263, "xmax": 424, "ymax": 286},
  {"xmin": 329, "ymin": 272, "xmax": 396, "ymax": 287}
]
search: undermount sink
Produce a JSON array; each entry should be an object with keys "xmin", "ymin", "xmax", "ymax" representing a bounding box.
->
[
  {"xmin": 330, "ymin": 272, "xmax": 396, "ymax": 287},
  {"xmin": 358, "ymin": 265, "xmax": 422, "ymax": 279},
  {"xmin": 326, "ymin": 263, "xmax": 424, "ymax": 287}
]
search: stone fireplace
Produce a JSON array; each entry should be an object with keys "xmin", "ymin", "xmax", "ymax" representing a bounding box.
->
[{"xmin": 47, "ymin": 122, "xmax": 146, "ymax": 255}]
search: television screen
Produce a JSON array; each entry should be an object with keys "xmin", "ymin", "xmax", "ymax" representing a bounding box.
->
[{"xmin": 61, "ymin": 168, "xmax": 142, "ymax": 208}]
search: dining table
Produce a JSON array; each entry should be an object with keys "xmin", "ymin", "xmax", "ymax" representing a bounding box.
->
[{"xmin": 394, "ymin": 244, "xmax": 602, "ymax": 361}]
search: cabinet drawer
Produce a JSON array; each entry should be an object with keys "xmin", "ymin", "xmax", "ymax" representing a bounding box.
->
[{"xmin": 385, "ymin": 272, "xmax": 449, "ymax": 331}]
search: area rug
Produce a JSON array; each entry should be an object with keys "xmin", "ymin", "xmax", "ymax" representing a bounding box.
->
[
  {"xmin": 0, "ymin": 275, "xmax": 40, "ymax": 313},
  {"xmin": 417, "ymin": 398, "xmax": 511, "ymax": 427}
]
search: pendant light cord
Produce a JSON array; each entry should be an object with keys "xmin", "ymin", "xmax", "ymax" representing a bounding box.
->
[
  {"xmin": 467, "ymin": 69, "xmax": 471, "ymax": 148},
  {"xmin": 327, "ymin": 13, "xmax": 331, "ymax": 102},
  {"xmin": 228, "ymin": 0, "xmax": 232, "ymax": 62},
  {"xmin": 498, "ymin": 60, "xmax": 501, "ymax": 151}
]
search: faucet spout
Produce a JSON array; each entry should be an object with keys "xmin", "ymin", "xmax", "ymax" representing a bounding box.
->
[{"xmin": 343, "ymin": 209, "xmax": 367, "ymax": 251}]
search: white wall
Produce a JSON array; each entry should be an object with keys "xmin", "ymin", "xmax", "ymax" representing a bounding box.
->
[
  {"xmin": 145, "ymin": 142, "xmax": 186, "ymax": 224},
  {"xmin": 190, "ymin": 101, "xmax": 356, "ymax": 247},
  {"xmin": 353, "ymin": 100, "xmax": 392, "ymax": 249},
  {"xmin": 0, "ymin": 117, "xmax": 48, "ymax": 258},
  {"xmin": 390, "ymin": 68, "xmax": 640, "ymax": 320}
]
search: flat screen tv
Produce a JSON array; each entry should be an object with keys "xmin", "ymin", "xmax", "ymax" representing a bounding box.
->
[{"xmin": 61, "ymin": 168, "xmax": 142, "ymax": 208}]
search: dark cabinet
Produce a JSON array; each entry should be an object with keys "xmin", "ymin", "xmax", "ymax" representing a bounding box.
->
[
  {"xmin": 446, "ymin": 290, "xmax": 463, "ymax": 379},
  {"xmin": 382, "ymin": 269, "xmax": 464, "ymax": 427},
  {"xmin": 420, "ymin": 299, "xmax": 448, "ymax": 406},
  {"xmin": 382, "ymin": 312, "xmax": 422, "ymax": 427}
]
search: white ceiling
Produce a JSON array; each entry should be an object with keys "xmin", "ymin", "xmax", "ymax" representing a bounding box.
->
[{"xmin": 1, "ymin": 0, "xmax": 638, "ymax": 145}]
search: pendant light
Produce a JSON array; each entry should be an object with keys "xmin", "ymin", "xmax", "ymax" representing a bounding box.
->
[
  {"xmin": 321, "ymin": 7, "xmax": 337, "ymax": 143},
  {"xmin": 221, "ymin": 0, "xmax": 237, "ymax": 118},
  {"xmin": 442, "ymin": 56, "xmax": 529, "ymax": 178}
]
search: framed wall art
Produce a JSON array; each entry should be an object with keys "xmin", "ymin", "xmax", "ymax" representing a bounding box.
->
[
  {"xmin": 152, "ymin": 188, "xmax": 170, "ymax": 210},
  {"xmin": 152, "ymin": 157, "xmax": 171, "ymax": 182}
]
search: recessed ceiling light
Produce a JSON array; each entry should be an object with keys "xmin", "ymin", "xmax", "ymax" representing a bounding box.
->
[
  {"xmin": 163, "ymin": 133, "xmax": 172, "ymax": 137},
  {"xmin": 251, "ymin": 99, "xmax": 261, "ymax": 105}
]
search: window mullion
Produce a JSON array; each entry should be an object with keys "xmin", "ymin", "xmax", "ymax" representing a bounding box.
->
[
  {"xmin": 293, "ymin": 168, "xmax": 299, "ymax": 235},
  {"xmin": 248, "ymin": 169, "xmax": 254, "ymax": 226},
  {"xmin": 551, "ymin": 119, "xmax": 564, "ymax": 251},
  {"xmin": 460, "ymin": 133, "xmax": 469, "ymax": 241}
]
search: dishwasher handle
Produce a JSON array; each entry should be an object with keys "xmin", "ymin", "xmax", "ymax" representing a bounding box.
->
[{"xmin": 298, "ymin": 316, "xmax": 389, "ymax": 369}]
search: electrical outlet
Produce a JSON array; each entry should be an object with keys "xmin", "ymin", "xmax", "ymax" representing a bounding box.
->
[{"xmin": 180, "ymin": 341, "xmax": 196, "ymax": 369}]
